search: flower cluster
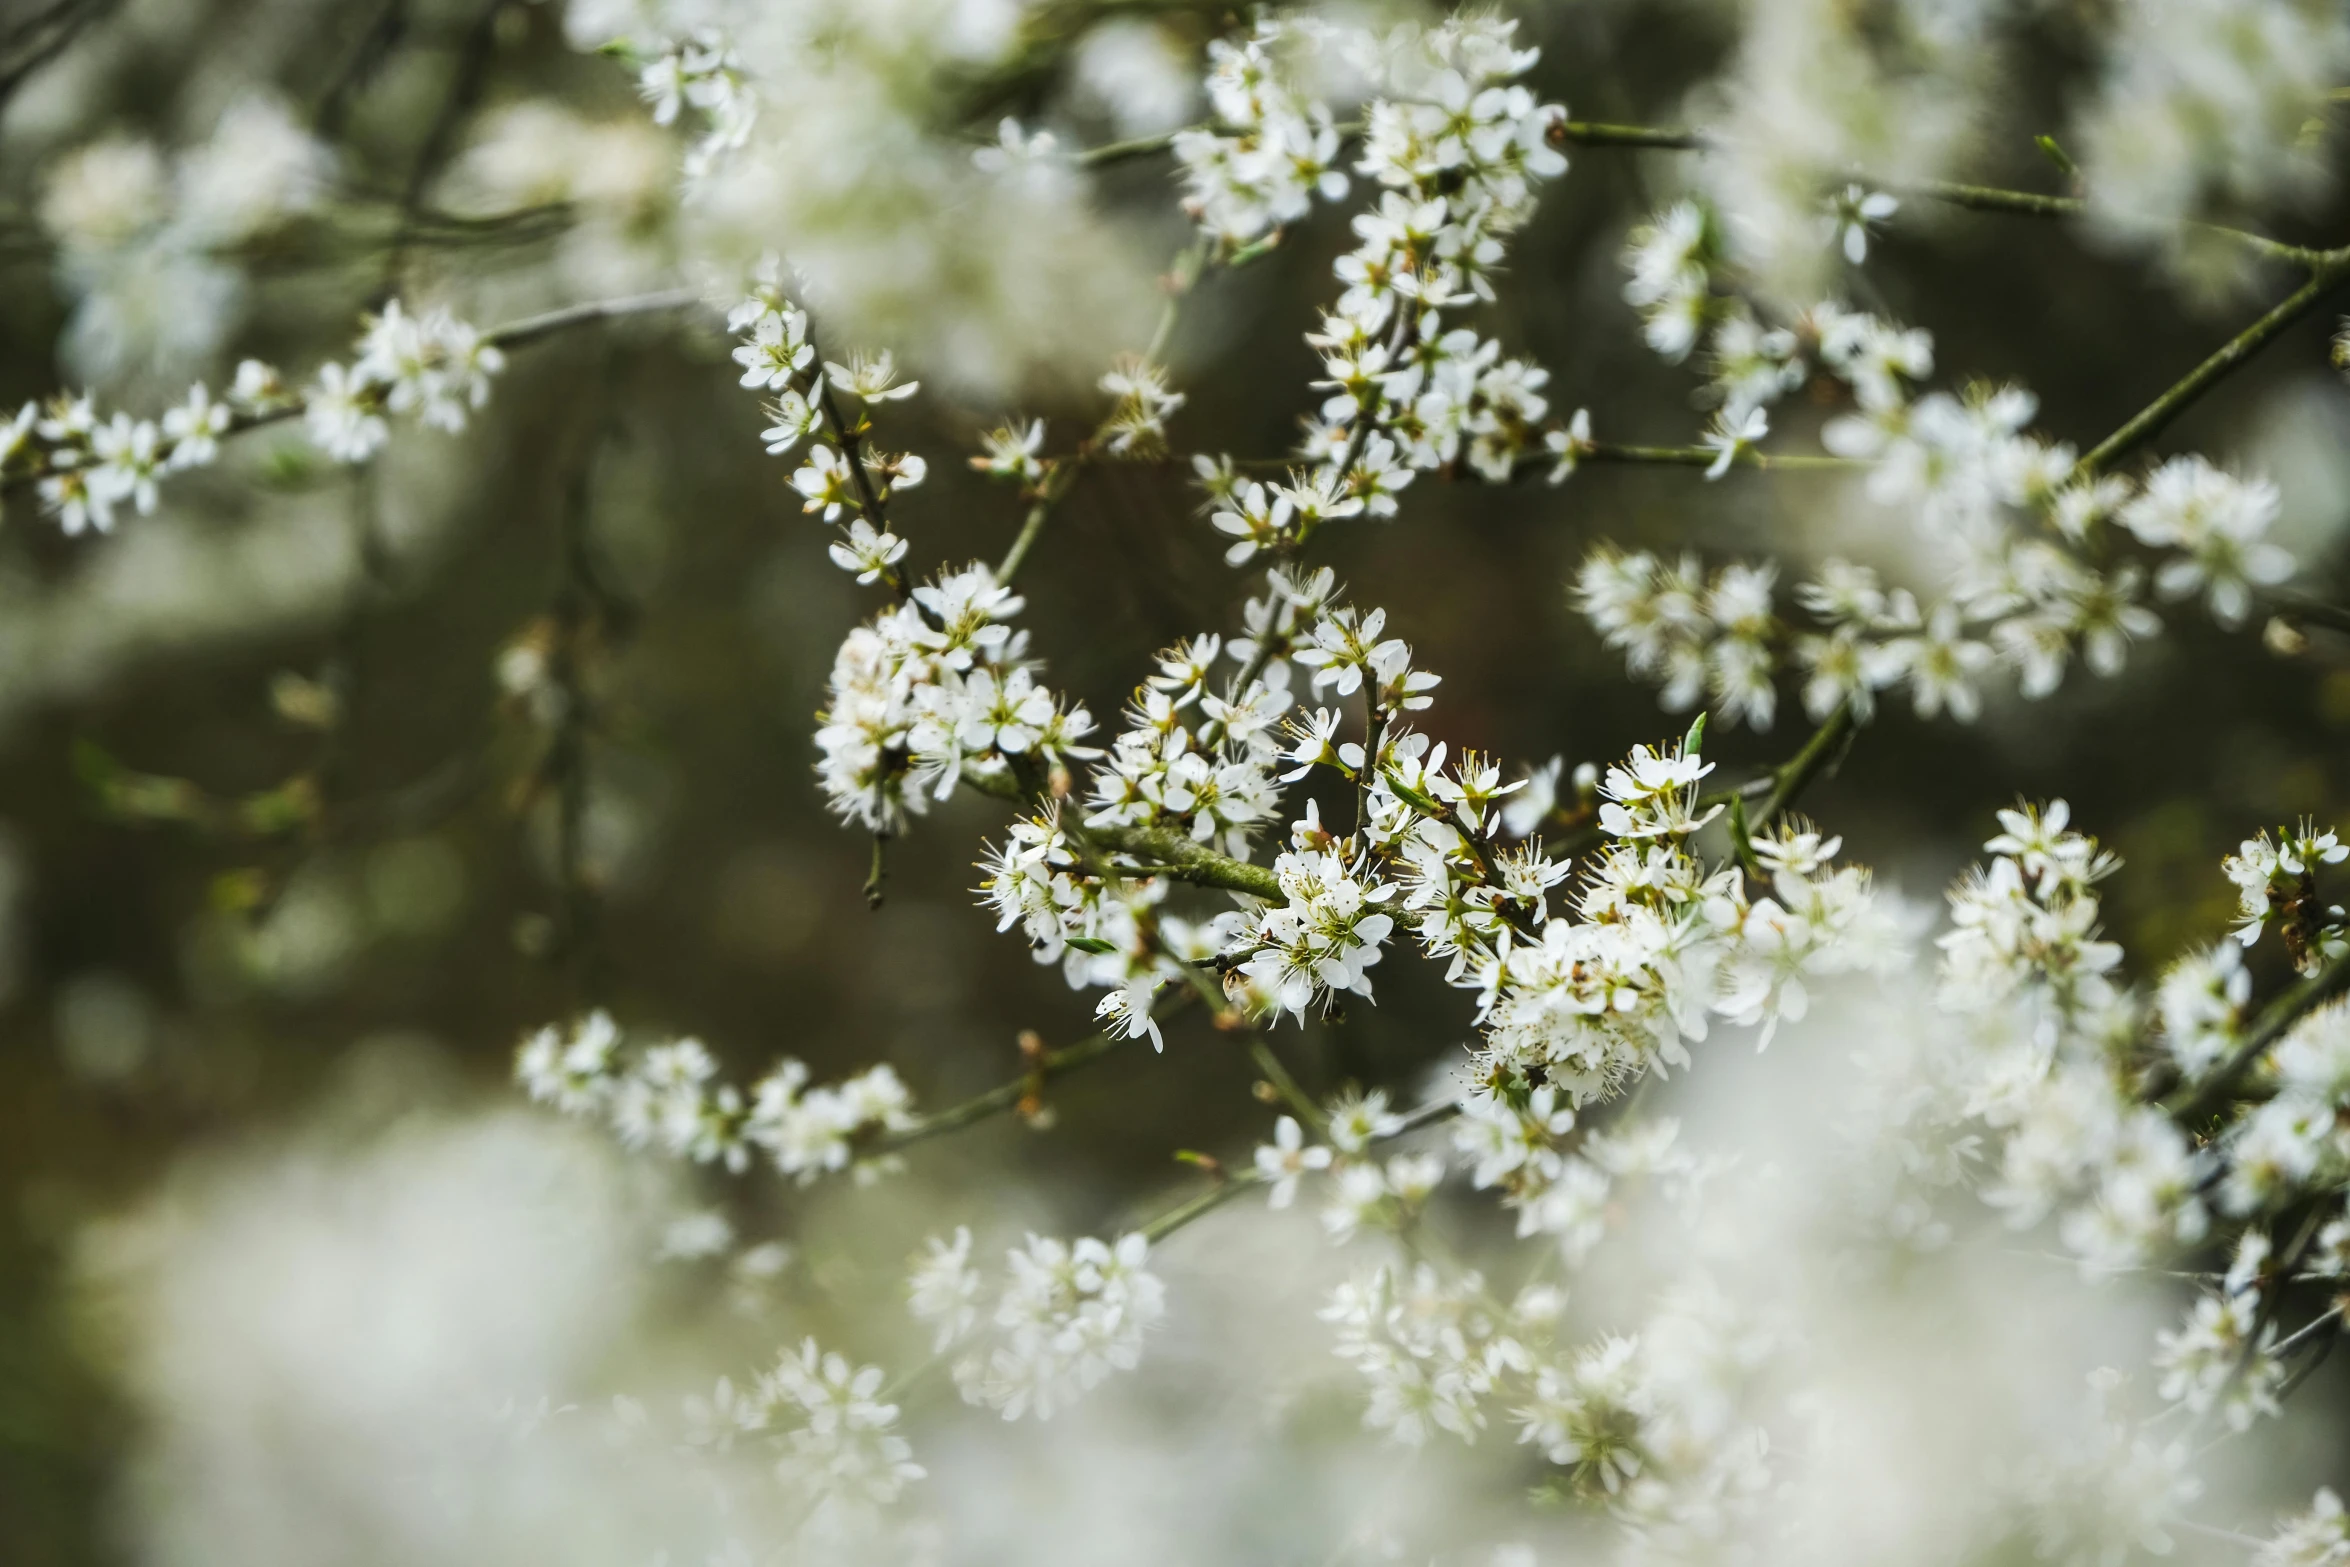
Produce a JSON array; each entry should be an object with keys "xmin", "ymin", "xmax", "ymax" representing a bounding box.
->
[
  {"xmin": 306, "ymin": 301, "xmax": 507, "ymax": 463},
  {"xmin": 1221, "ymin": 826, "xmax": 1399, "ymax": 1022},
  {"xmin": 1171, "ymin": 19, "xmax": 1353, "ymax": 243},
  {"xmin": 1455, "ymin": 1091, "xmax": 1691, "ymax": 1262},
  {"xmin": 910, "ymin": 1227, "xmax": 1167, "ymax": 1421},
  {"xmin": 1247, "ymin": 1087, "xmax": 1444, "ymax": 1240},
  {"xmin": 1189, "ymin": 15, "xmax": 1574, "ymax": 564},
  {"xmin": 635, "ymin": 27, "xmax": 759, "ymax": 177},
  {"xmin": 2255, "ymin": 1486, "xmax": 2350, "ymax": 1567},
  {"xmin": 1932, "ymin": 805, "xmax": 2208, "ymax": 1271},
  {"xmin": 514, "ymin": 1010, "xmax": 918, "ymax": 1184},
  {"xmin": 755, "ymin": 1338, "xmax": 924, "ymax": 1525},
  {"xmin": 2222, "ymin": 821, "xmax": 2350, "ymax": 969},
  {"xmin": 1322, "ymin": 1262, "xmax": 1553, "ymax": 1446},
  {"xmin": 1911, "ymin": 801, "xmax": 2350, "ymax": 1436},
  {"xmin": 679, "ymin": 1337, "xmax": 923, "ymax": 1533},
  {"xmin": 815, "ymin": 562, "xmax": 1097, "ymax": 832},
  {"xmin": 1097, "ymin": 355, "xmax": 1188, "ymax": 457},
  {"xmin": 3, "ymin": 382, "xmax": 229, "ymax": 536},
  {"xmin": 2074, "ymin": 0, "xmax": 2350, "ymax": 254},
  {"xmin": 1086, "ymin": 627, "xmax": 1293, "ymax": 858},
  {"xmin": 2151, "ymin": 1234, "xmax": 2286, "ymax": 1433},
  {"xmin": 1588, "ymin": 200, "xmax": 2302, "ymax": 731},
  {"xmin": 973, "ymin": 568, "xmax": 1336, "ymax": 1033},
  {"xmin": 1467, "ymin": 738, "xmax": 1895, "ymax": 1099},
  {"xmin": 729, "ymin": 262, "xmax": 927, "ymax": 587}
]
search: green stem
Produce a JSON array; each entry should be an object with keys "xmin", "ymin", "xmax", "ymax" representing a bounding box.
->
[
  {"xmin": 1884, "ymin": 179, "xmax": 2320, "ymax": 267},
  {"xmin": 2078, "ymin": 251, "xmax": 2350, "ymax": 476},
  {"xmin": 1138, "ymin": 1170, "xmax": 1262, "ymax": 1242},
  {"xmin": 1557, "ymin": 120, "xmax": 1706, "ymax": 150},
  {"xmin": 1249, "ymin": 1031, "xmax": 1327, "ymax": 1134},
  {"xmin": 1172, "ymin": 961, "xmax": 1327, "ymax": 1135},
  {"xmin": 1077, "ymin": 128, "xmax": 1186, "ymax": 167},
  {"xmin": 1145, "ymin": 234, "xmax": 1214, "ymax": 365},
  {"xmin": 1752, "ymin": 699, "xmax": 1859, "ymax": 825},
  {"xmin": 967, "ymin": 769, "xmax": 1282, "ymax": 899},
  {"xmin": 1088, "ymin": 822, "xmax": 1280, "ymax": 898},
  {"xmin": 1583, "ymin": 441, "xmax": 1861, "ymax": 473},
  {"xmin": 879, "ymin": 1028, "xmax": 1127, "ymax": 1151},
  {"xmin": 995, "ymin": 467, "xmax": 1071, "ymax": 585},
  {"xmin": 994, "ymin": 237, "xmax": 1212, "ymax": 587},
  {"xmin": 2267, "ymin": 592, "xmax": 2350, "ymax": 636}
]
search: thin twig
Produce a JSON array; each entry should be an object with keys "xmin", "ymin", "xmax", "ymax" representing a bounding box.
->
[
  {"xmin": 876, "ymin": 998, "xmax": 1196, "ymax": 1153},
  {"xmin": 482, "ymin": 286, "xmax": 706, "ymax": 351},
  {"xmin": 995, "ymin": 465, "xmax": 1074, "ymax": 585},
  {"xmin": 1134, "ymin": 1092, "xmax": 1462, "ymax": 1246}
]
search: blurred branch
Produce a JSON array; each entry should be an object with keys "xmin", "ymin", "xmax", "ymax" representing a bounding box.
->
[
  {"xmin": 1556, "ymin": 120, "xmax": 1706, "ymax": 150},
  {"xmin": 2266, "ymin": 591, "xmax": 2350, "ymax": 636},
  {"xmin": 482, "ymin": 286, "xmax": 706, "ymax": 350},
  {"xmin": 0, "ymin": 0, "xmax": 116, "ymax": 112},
  {"xmin": 312, "ymin": 0, "xmax": 409, "ymax": 137},
  {"xmin": 380, "ymin": 0, "xmax": 520, "ymax": 295},
  {"xmin": 996, "ymin": 237, "xmax": 1213, "ymax": 584},
  {"xmin": 1544, "ymin": 118, "xmax": 2321, "ymax": 268},
  {"xmin": 1579, "ymin": 441, "xmax": 1861, "ymax": 474},
  {"xmin": 0, "ymin": 200, "xmax": 575, "ymax": 274},
  {"xmin": 532, "ymin": 396, "xmax": 635, "ymax": 1007}
]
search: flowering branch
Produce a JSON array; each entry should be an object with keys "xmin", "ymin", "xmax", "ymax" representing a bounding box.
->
[
  {"xmin": 0, "ymin": 286, "xmax": 707, "ymax": 527},
  {"xmin": 1552, "ymin": 116, "xmax": 2319, "ymax": 268},
  {"xmin": 2165, "ymin": 951, "xmax": 2350, "ymax": 1123}
]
